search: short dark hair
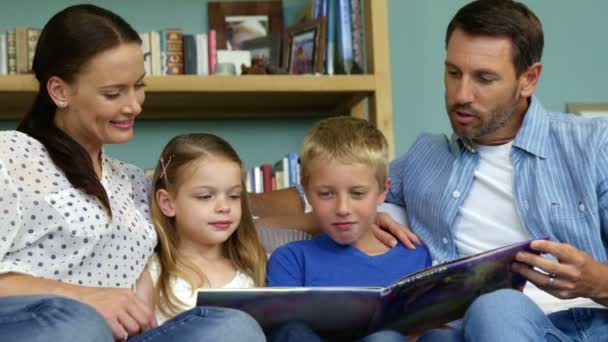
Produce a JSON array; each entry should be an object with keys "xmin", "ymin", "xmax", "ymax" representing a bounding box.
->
[
  {"xmin": 18, "ymin": 4, "xmax": 141, "ymax": 215},
  {"xmin": 445, "ymin": 0, "xmax": 543, "ymax": 76}
]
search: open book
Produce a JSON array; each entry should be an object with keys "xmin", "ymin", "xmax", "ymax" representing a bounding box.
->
[{"xmin": 197, "ymin": 238, "xmax": 544, "ymax": 338}]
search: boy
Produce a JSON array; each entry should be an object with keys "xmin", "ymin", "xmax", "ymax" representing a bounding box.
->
[{"xmin": 266, "ymin": 117, "xmax": 430, "ymax": 341}]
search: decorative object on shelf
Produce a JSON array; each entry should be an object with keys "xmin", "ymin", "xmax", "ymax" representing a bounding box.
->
[
  {"xmin": 213, "ymin": 62, "xmax": 237, "ymax": 76},
  {"xmin": 216, "ymin": 50, "xmax": 252, "ymax": 75},
  {"xmin": 241, "ymin": 64, "xmax": 266, "ymax": 75},
  {"xmin": 240, "ymin": 32, "xmax": 282, "ymax": 70},
  {"xmin": 208, "ymin": 1, "xmax": 284, "ymax": 50},
  {"xmin": 282, "ymin": 17, "xmax": 326, "ymax": 75}
]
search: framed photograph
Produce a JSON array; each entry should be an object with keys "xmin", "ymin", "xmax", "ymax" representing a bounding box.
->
[
  {"xmin": 240, "ymin": 32, "xmax": 281, "ymax": 68},
  {"xmin": 282, "ymin": 17, "xmax": 326, "ymax": 74},
  {"xmin": 208, "ymin": 1, "xmax": 284, "ymax": 50},
  {"xmin": 567, "ymin": 103, "xmax": 608, "ymax": 118}
]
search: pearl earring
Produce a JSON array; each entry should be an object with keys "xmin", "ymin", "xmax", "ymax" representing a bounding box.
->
[{"xmin": 58, "ymin": 100, "xmax": 66, "ymax": 108}]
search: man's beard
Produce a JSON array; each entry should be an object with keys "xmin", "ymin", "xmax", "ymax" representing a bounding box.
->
[{"xmin": 446, "ymin": 88, "xmax": 520, "ymax": 141}]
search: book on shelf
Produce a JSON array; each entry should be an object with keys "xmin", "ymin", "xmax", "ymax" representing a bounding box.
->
[
  {"xmin": 197, "ymin": 238, "xmax": 545, "ymax": 338},
  {"xmin": 350, "ymin": 0, "xmax": 365, "ymax": 73},
  {"xmin": 0, "ymin": 34, "xmax": 6, "ymax": 75},
  {"xmin": 335, "ymin": 0, "xmax": 353, "ymax": 74},
  {"xmin": 182, "ymin": 34, "xmax": 197, "ymax": 75},
  {"xmin": 165, "ymin": 28, "xmax": 184, "ymax": 75},
  {"xmin": 139, "ymin": 32, "xmax": 152, "ymax": 76}
]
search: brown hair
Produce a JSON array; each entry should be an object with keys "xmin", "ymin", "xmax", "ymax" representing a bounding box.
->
[
  {"xmin": 151, "ymin": 133, "xmax": 267, "ymax": 317},
  {"xmin": 17, "ymin": 4, "xmax": 142, "ymax": 215},
  {"xmin": 300, "ymin": 116, "xmax": 389, "ymax": 187},
  {"xmin": 445, "ymin": 0, "xmax": 544, "ymax": 76}
]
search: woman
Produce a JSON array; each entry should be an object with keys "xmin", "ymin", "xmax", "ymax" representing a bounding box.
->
[{"xmin": 0, "ymin": 4, "xmax": 264, "ymax": 342}]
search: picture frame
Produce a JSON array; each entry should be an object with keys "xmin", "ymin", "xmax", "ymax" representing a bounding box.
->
[
  {"xmin": 567, "ymin": 103, "xmax": 608, "ymax": 118},
  {"xmin": 282, "ymin": 17, "xmax": 326, "ymax": 75},
  {"xmin": 240, "ymin": 32, "xmax": 282, "ymax": 69},
  {"xmin": 208, "ymin": 1, "xmax": 284, "ymax": 50}
]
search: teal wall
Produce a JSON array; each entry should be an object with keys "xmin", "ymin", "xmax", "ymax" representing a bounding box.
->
[
  {"xmin": 1, "ymin": 0, "xmax": 607, "ymax": 168},
  {"xmin": 390, "ymin": 0, "xmax": 608, "ymax": 155}
]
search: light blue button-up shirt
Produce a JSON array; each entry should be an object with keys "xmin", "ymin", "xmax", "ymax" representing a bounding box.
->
[{"xmin": 387, "ymin": 96, "xmax": 608, "ymax": 265}]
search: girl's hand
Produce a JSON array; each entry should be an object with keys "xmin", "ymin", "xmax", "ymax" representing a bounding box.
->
[
  {"xmin": 76, "ymin": 287, "xmax": 157, "ymax": 341},
  {"xmin": 372, "ymin": 212, "xmax": 421, "ymax": 249}
]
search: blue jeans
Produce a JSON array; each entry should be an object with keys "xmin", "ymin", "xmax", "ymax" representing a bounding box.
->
[
  {"xmin": 268, "ymin": 321, "xmax": 408, "ymax": 342},
  {"xmin": 0, "ymin": 295, "xmax": 265, "ymax": 342},
  {"xmin": 0, "ymin": 295, "xmax": 113, "ymax": 342},
  {"xmin": 418, "ymin": 289, "xmax": 608, "ymax": 342}
]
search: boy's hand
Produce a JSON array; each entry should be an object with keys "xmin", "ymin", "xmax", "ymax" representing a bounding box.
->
[{"xmin": 372, "ymin": 212, "xmax": 421, "ymax": 249}]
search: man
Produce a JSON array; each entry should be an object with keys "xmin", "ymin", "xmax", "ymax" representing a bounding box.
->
[{"xmin": 252, "ymin": 0, "xmax": 607, "ymax": 340}]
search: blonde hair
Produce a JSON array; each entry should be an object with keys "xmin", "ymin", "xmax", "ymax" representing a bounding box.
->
[
  {"xmin": 300, "ymin": 117, "xmax": 389, "ymax": 186},
  {"xmin": 150, "ymin": 133, "xmax": 267, "ymax": 318}
]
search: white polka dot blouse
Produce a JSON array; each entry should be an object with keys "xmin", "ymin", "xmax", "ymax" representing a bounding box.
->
[{"xmin": 0, "ymin": 131, "xmax": 157, "ymax": 288}]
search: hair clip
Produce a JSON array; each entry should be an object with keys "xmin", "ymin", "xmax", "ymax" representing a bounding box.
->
[{"xmin": 159, "ymin": 155, "xmax": 173, "ymax": 181}]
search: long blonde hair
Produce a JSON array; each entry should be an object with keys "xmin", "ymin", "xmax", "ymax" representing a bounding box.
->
[{"xmin": 150, "ymin": 133, "xmax": 267, "ymax": 318}]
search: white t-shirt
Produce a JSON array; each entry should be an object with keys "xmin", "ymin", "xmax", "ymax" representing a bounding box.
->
[
  {"xmin": 147, "ymin": 255, "xmax": 254, "ymax": 324},
  {"xmin": 0, "ymin": 131, "xmax": 157, "ymax": 288},
  {"xmin": 453, "ymin": 142, "xmax": 603, "ymax": 312}
]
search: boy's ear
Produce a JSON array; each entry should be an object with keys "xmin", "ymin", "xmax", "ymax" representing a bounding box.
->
[
  {"xmin": 156, "ymin": 189, "xmax": 176, "ymax": 217},
  {"xmin": 377, "ymin": 177, "xmax": 391, "ymax": 205}
]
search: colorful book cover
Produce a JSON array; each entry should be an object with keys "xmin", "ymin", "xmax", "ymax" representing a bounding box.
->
[
  {"xmin": 197, "ymin": 238, "xmax": 545, "ymax": 338},
  {"xmin": 336, "ymin": 0, "xmax": 353, "ymax": 74},
  {"xmin": 350, "ymin": 0, "xmax": 365, "ymax": 74}
]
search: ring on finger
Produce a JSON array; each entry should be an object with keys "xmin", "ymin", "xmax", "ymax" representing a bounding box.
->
[{"xmin": 547, "ymin": 275, "xmax": 555, "ymax": 289}]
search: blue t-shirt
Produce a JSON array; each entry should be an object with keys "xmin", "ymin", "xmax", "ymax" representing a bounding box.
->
[{"xmin": 266, "ymin": 234, "xmax": 432, "ymax": 287}]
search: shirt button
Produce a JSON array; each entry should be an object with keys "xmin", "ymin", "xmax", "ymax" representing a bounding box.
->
[
  {"xmin": 579, "ymin": 204, "xmax": 585, "ymax": 212},
  {"xmin": 452, "ymin": 191, "xmax": 460, "ymax": 198},
  {"xmin": 442, "ymin": 237, "xmax": 449, "ymax": 244}
]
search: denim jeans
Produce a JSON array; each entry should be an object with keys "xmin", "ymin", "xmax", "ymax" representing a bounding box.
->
[
  {"xmin": 418, "ymin": 289, "xmax": 608, "ymax": 342},
  {"xmin": 268, "ymin": 321, "xmax": 408, "ymax": 342},
  {"xmin": 0, "ymin": 295, "xmax": 113, "ymax": 342},
  {"xmin": 0, "ymin": 295, "xmax": 266, "ymax": 342}
]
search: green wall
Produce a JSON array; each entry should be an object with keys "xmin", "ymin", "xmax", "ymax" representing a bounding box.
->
[{"xmin": 1, "ymin": 0, "xmax": 607, "ymax": 169}]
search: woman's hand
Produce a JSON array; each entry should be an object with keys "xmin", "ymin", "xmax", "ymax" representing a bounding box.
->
[
  {"xmin": 371, "ymin": 212, "xmax": 421, "ymax": 249},
  {"xmin": 76, "ymin": 287, "xmax": 157, "ymax": 341}
]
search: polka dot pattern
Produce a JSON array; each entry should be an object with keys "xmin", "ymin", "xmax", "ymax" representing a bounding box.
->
[{"xmin": 0, "ymin": 131, "xmax": 157, "ymax": 288}]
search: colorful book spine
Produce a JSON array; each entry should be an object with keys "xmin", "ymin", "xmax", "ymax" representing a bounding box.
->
[
  {"xmin": 195, "ymin": 33, "xmax": 209, "ymax": 75},
  {"xmin": 336, "ymin": 0, "xmax": 353, "ymax": 74},
  {"xmin": 260, "ymin": 164, "xmax": 274, "ymax": 193},
  {"xmin": 182, "ymin": 34, "xmax": 197, "ymax": 75},
  {"xmin": 208, "ymin": 29, "xmax": 217, "ymax": 75},
  {"xmin": 325, "ymin": 0, "xmax": 336, "ymax": 75},
  {"xmin": 139, "ymin": 32, "xmax": 152, "ymax": 76},
  {"xmin": 26, "ymin": 28, "xmax": 40, "ymax": 73},
  {"xmin": 287, "ymin": 152, "xmax": 300, "ymax": 187},
  {"xmin": 15, "ymin": 26, "xmax": 28, "ymax": 74},
  {"xmin": 0, "ymin": 33, "xmax": 7, "ymax": 75},
  {"xmin": 350, "ymin": 0, "xmax": 365, "ymax": 73},
  {"xmin": 165, "ymin": 29, "xmax": 184, "ymax": 75},
  {"xmin": 150, "ymin": 31, "xmax": 162, "ymax": 76},
  {"xmin": 159, "ymin": 29, "xmax": 167, "ymax": 75},
  {"xmin": 6, "ymin": 29, "xmax": 16, "ymax": 75}
]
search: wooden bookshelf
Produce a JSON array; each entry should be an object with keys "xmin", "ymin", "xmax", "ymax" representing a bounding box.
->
[{"xmin": 0, "ymin": 0, "xmax": 395, "ymax": 157}]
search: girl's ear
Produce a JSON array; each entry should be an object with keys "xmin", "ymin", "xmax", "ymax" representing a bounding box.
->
[
  {"xmin": 156, "ymin": 189, "xmax": 176, "ymax": 217},
  {"xmin": 377, "ymin": 177, "xmax": 391, "ymax": 205}
]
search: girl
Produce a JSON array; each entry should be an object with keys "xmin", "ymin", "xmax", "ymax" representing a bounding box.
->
[{"xmin": 136, "ymin": 133, "xmax": 267, "ymax": 323}]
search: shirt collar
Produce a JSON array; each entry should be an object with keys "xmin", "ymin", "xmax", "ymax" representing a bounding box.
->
[
  {"xmin": 449, "ymin": 96, "xmax": 549, "ymax": 158},
  {"xmin": 512, "ymin": 96, "xmax": 549, "ymax": 159}
]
